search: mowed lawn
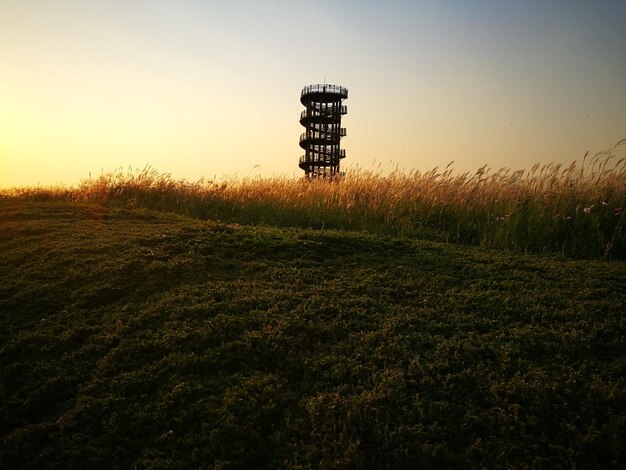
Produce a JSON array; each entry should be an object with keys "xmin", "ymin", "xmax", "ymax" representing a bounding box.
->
[{"xmin": 1, "ymin": 200, "xmax": 624, "ymax": 468}]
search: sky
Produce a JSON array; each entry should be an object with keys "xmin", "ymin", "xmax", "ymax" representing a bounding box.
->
[{"xmin": 1, "ymin": 0, "xmax": 625, "ymax": 187}]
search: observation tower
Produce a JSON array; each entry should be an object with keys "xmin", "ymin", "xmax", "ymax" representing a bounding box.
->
[{"xmin": 299, "ymin": 84, "xmax": 348, "ymax": 178}]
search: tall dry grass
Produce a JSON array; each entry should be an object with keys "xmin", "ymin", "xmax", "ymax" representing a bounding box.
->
[{"xmin": 2, "ymin": 139, "xmax": 625, "ymax": 259}]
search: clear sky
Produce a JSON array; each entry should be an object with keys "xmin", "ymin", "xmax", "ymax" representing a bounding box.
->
[{"xmin": 1, "ymin": 0, "xmax": 625, "ymax": 187}]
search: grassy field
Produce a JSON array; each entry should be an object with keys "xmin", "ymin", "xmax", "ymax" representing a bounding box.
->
[
  {"xmin": 1, "ymin": 199, "xmax": 625, "ymax": 468},
  {"xmin": 4, "ymin": 140, "xmax": 626, "ymax": 260}
]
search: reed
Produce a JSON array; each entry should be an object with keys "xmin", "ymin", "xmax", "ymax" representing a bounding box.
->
[{"xmin": 3, "ymin": 140, "xmax": 625, "ymax": 259}]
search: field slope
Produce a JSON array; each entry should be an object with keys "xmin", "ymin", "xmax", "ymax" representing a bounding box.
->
[{"xmin": 1, "ymin": 200, "xmax": 625, "ymax": 468}]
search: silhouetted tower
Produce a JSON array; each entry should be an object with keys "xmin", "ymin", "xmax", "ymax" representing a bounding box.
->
[{"xmin": 299, "ymin": 84, "xmax": 348, "ymax": 178}]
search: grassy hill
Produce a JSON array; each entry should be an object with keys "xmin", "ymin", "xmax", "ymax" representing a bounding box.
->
[{"xmin": 1, "ymin": 199, "xmax": 625, "ymax": 468}]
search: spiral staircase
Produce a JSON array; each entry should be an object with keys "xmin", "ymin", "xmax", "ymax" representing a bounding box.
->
[{"xmin": 299, "ymin": 84, "xmax": 348, "ymax": 178}]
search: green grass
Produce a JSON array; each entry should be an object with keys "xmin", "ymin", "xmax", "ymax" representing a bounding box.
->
[{"xmin": 1, "ymin": 199, "xmax": 624, "ymax": 468}]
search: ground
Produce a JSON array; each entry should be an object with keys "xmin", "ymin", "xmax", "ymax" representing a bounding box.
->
[{"xmin": 1, "ymin": 200, "xmax": 624, "ymax": 468}]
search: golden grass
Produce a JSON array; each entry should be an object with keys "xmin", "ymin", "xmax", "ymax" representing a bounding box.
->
[{"xmin": 2, "ymin": 139, "xmax": 625, "ymax": 258}]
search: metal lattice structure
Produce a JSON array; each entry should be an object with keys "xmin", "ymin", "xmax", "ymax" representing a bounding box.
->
[{"xmin": 299, "ymin": 84, "xmax": 348, "ymax": 178}]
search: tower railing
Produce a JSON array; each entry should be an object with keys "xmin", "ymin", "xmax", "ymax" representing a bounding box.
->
[
  {"xmin": 299, "ymin": 129, "xmax": 346, "ymax": 144},
  {"xmin": 301, "ymin": 84, "xmax": 348, "ymax": 98},
  {"xmin": 300, "ymin": 106, "xmax": 347, "ymax": 121}
]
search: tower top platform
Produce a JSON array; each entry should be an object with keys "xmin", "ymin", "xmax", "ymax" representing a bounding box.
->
[{"xmin": 301, "ymin": 84, "xmax": 348, "ymax": 104}]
